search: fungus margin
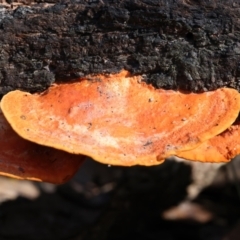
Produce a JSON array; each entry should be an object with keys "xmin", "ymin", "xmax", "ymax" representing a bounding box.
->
[{"xmin": 0, "ymin": 107, "xmax": 85, "ymax": 184}]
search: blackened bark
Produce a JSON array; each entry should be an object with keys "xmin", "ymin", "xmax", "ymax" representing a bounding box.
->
[{"xmin": 0, "ymin": 0, "xmax": 240, "ymax": 95}]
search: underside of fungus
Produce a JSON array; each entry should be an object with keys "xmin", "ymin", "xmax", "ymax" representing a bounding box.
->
[
  {"xmin": 0, "ymin": 107, "xmax": 85, "ymax": 183},
  {"xmin": 1, "ymin": 70, "xmax": 240, "ymax": 166},
  {"xmin": 176, "ymin": 121, "xmax": 240, "ymax": 163}
]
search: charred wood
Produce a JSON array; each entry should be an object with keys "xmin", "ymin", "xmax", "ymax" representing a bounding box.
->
[{"xmin": 0, "ymin": 0, "xmax": 240, "ymax": 95}]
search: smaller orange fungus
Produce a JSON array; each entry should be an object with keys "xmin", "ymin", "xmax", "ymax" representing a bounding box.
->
[
  {"xmin": 176, "ymin": 121, "xmax": 240, "ymax": 163},
  {"xmin": 0, "ymin": 107, "xmax": 85, "ymax": 184},
  {"xmin": 1, "ymin": 70, "xmax": 240, "ymax": 166}
]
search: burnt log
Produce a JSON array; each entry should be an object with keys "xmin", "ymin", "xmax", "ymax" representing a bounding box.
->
[{"xmin": 0, "ymin": 0, "xmax": 240, "ymax": 95}]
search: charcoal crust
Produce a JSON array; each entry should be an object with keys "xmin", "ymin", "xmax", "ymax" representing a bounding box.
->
[{"xmin": 0, "ymin": 0, "xmax": 240, "ymax": 95}]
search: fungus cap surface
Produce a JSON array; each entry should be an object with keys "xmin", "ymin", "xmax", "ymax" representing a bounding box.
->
[
  {"xmin": 0, "ymin": 107, "xmax": 84, "ymax": 183},
  {"xmin": 1, "ymin": 71, "xmax": 240, "ymax": 166},
  {"xmin": 176, "ymin": 121, "xmax": 240, "ymax": 162}
]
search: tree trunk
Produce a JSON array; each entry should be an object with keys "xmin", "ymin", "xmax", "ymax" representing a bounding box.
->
[{"xmin": 0, "ymin": 0, "xmax": 239, "ymax": 95}]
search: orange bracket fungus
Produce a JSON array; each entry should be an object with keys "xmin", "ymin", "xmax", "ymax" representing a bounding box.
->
[
  {"xmin": 176, "ymin": 121, "xmax": 240, "ymax": 163},
  {"xmin": 1, "ymin": 71, "xmax": 240, "ymax": 166},
  {"xmin": 0, "ymin": 107, "xmax": 85, "ymax": 184}
]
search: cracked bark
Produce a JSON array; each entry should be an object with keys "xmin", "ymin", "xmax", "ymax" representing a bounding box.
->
[{"xmin": 0, "ymin": 0, "xmax": 240, "ymax": 96}]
